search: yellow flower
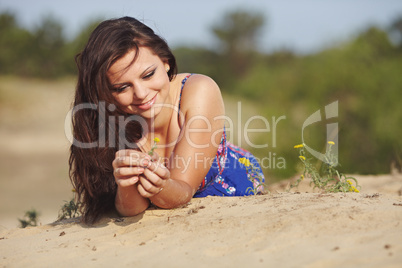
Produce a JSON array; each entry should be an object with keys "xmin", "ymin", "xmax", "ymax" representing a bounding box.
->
[
  {"xmin": 349, "ymin": 186, "xmax": 360, "ymax": 193},
  {"xmin": 347, "ymin": 180, "xmax": 352, "ymax": 185},
  {"xmin": 149, "ymin": 137, "xmax": 160, "ymax": 156},
  {"xmin": 294, "ymin": 144, "xmax": 304, "ymax": 149},
  {"xmin": 301, "ymin": 175, "xmax": 304, "ymax": 181},
  {"xmin": 238, "ymin": 157, "xmax": 251, "ymax": 167},
  {"xmin": 299, "ymin": 156, "xmax": 306, "ymax": 161},
  {"xmin": 328, "ymin": 141, "xmax": 335, "ymax": 145}
]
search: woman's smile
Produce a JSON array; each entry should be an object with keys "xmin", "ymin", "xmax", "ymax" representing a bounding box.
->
[{"xmin": 133, "ymin": 93, "xmax": 158, "ymax": 111}]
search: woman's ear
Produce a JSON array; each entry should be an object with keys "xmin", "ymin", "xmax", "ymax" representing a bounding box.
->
[{"xmin": 164, "ymin": 62, "xmax": 170, "ymax": 73}]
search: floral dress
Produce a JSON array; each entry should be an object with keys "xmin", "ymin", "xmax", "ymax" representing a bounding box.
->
[{"xmin": 179, "ymin": 74, "xmax": 265, "ymax": 197}]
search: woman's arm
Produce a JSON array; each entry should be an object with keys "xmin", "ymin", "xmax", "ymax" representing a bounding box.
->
[
  {"xmin": 115, "ymin": 183, "xmax": 150, "ymax": 216},
  {"xmin": 113, "ymin": 151, "xmax": 151, "ymax": 216},
  {"xmin": 141, "ymin": 74, "xmax": 225, "ymax": 208}
]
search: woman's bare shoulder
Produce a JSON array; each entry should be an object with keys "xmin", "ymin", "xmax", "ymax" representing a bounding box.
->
[
  {"xmin": 179, "ymin": 73, "xmax": 221, "ymax": 98},
  {"xmin": 178, "ymin": 73, "xmax": 224, "ymax": 115}
]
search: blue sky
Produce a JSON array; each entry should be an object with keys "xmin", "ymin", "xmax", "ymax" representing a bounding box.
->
[{"xmin": 1, "ymin": 0, "xmax": 402, "ymax": 53}]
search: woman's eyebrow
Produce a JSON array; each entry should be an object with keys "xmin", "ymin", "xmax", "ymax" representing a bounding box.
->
[
  {"xmin": 111, "ymin": 64, "xmax": 157, "ymax": 86},
  {"xmin": 140, "ymin": 64, "xmax": 156, "ymax": 76}
]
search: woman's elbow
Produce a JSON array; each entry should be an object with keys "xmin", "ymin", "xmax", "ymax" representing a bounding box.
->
[{"xmin": 151, "ymin": 189, "xmax": 193, "ymax": 209}]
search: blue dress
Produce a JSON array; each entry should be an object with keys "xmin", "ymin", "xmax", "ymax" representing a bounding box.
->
[{"xmin": 179, "ymin": 74, "xmax": 265, "ymax": 197}]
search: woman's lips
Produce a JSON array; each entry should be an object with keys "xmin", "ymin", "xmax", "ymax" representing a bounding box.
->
[{"xmin": 134, "ymin": 94, "xmax": 157, "ymax": 110}]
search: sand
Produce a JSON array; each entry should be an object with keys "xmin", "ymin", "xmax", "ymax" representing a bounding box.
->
[{"xmin": 1, "ymin": 174, "xmax": 402, "ymax": 267}]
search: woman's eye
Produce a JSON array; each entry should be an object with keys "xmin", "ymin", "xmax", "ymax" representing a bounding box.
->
[
  {"xmin": 114, "ymin": 85, "xmax": 128, "ymax": 93},
  {"xmin": 143, "ymin": 69, "xmax": 156, "ymax": 79}
]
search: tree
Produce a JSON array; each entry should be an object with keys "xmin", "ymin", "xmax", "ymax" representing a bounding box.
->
[
  {"xmin": 31, "ymin": 15, "xmax": 66, "ymax": 77},
  {"xmin": 63, "ymin": 18, "xmax": 103, "ymax": 74},
  {"xmin": 212, "ymin": 10, "xmax": 265, "ymax": 54},
  {"xmin": 0, "ymin": 12, "xmax": 33, "ymax": 75},
  {"xmin": 211, "ymin": 10, "xmax": 265, "ymax": 76},
  {"xmin": 390, "ymin": 15, "xmax": 402, "ymax": 48}
]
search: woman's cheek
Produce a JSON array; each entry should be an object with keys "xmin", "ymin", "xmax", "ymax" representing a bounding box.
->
[
  {"xmin": 151, "ymin": 77, "xmax": 169, "ymax": 92},
  {"xmin": 117, "ymin": 93, "xmax": 132, "ymax": 106}
]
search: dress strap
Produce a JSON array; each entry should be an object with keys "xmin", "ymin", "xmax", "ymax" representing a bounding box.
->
[{"xmin": 178, "ymin": 73, "xmax": 193, "ymax": 115}]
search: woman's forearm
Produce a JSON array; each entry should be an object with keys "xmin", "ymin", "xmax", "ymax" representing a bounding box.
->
[
  {"xmin": 115, "ymin": 184, "xmax": 150, "ymax": 216},
  {"xmin": 149, "ymin": 178, "xmax": 194, "ymax": 209},
  {"xmin": 115, "ymin": 176, "xmax": 195, "ymax": 215}
]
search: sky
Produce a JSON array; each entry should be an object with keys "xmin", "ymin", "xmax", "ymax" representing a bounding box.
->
[{"xmin": 1, "ymin": 0, "xmax": 402, "ymax": 54}]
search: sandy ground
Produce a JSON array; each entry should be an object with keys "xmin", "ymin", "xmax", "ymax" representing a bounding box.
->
[
  {"xmin": 0, "ymin": 174, "xmax": 402, "ymax": 267},
  {"xmin": 1, "ymin": 77, "xmax": 402, "ymax": 267}
]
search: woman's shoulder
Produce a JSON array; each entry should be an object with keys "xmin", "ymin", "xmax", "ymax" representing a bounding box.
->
[
  {"xmin": 176, "ymin": 73, "xmax": 221, "ymax": 96},
  {"xmin": 176, "ymin": 73, "xmax": 224, "ymax": 116}
]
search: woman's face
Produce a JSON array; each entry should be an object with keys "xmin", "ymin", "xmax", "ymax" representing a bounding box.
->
[{"xmin": 107, "ymin": 47, "xmax": 170, "ymax": 119}]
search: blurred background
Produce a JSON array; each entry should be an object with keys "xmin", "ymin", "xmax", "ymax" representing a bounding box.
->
[{"xmin": 1, "ymin": 0, "xmax": 401, "ymax": 228}]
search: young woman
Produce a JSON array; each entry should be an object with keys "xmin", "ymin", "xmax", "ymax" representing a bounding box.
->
[{"xmin": 69, "ymin": 16, "xmax": 265, "ymax": 224}]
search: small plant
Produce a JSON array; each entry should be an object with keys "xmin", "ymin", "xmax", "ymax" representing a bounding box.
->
[
  {"xmin": 238, "ymin": 157, "xmax": 267, "ymax": 195},
  {"xmin": 18, "ymin": 209, "xmax": 39, "ymax": 228},
  {"xmin": 57, "ymin": 191, "xmax": 82, "ymax": 221},
  {"xmin": 290, "ymin": 142, "xmax": 360, "ymax": 193}
]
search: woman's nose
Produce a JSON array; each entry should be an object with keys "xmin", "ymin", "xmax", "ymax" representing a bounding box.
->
[{"xmin": 132, "ymin": 82, "xmax": 148, "ymax": 100}]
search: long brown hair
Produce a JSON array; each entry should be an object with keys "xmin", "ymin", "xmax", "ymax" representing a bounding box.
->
[{"xmin": 69, "ymin": 17, "xmax": 177, "ymax": 224}]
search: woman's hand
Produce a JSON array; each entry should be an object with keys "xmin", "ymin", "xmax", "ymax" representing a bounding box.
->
[
  {"xmin": 112, "ymin": 150, "xmax": 151, "ymax": 187},
  {"xmin": 113, "ymin": 149, "xmax": 170, "ymax": 197},
  {"xmin": 137, "ymin": 159, "xmax": 170, "ymax": 198}
]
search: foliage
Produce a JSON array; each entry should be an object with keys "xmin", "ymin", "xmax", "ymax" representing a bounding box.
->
[
  {"xmin": 0, "ymin": 11, "xmax": 101, "ymax": 78},
  {"xmin": 62, "ymin": 18, "xmax": 103, "ymax": 75},
  {"xmin": 290, "ymin": 143, "xmax": 360, "ymax": 193},
  {"xmin": 213, "ymin": 23, "xmax": 402, "ymax": 180},
  {"xmin": 18, "ymin": 209, "xmax": 39, "ymax": 228},
  {"xmin": 212, "ymin": 9, "xmax": 265, "ymax": 54},
  {"xmin": 211, "ymin": 10, "xmax": 265, "ymax": 77},
  {"xmin": 0, "ymin": 12, "xmax": 34, "ymax": 76},
  {"xmin": 390, "ymin": 15, "xmax": 402, "ymax": 48},
  {"xmin": 1, "ymin": 10, "xmax": 401, "ymax": 181},
  {"xmin": 57, "ymin": 195, "xmax": 82, "ymax": 221}
]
